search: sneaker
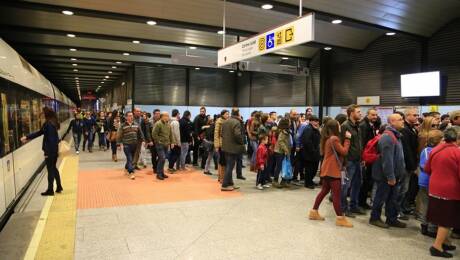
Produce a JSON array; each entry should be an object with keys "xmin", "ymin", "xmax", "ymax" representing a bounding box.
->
[
  {"xmin": 204, "ymin": 171, "xmax": 212, "ymax": 175},
  {"xmin": 386, "ymin": 220, "xmax": 407, "ymax": 228},
  {"xmin": 130, "ymin": 174, "xmax": 136, "ymax": 180},
  {"xmin": 305, "ymin": 184, "xmax": 315, "ymax": 189},
  {"xmin": 56, "ymin": 187, "xmax": 63, "ymax": 193},
  {"xmin": 168, "ymin": 168, "xmax": 176, "ymax": 173},
  {"xmin": 369, "ymin": 219, "xmax": 389, "ymax": 228},
  {"xmin": 351, "ymin": 207, "xmax": 366, "ymax": 215},
  {"xmin": 360, "ymin": 203, "xmax": 372, "ymax": 210},
  {"xmin": 233, "ymin": 185, "xmax": 240, "ymax": 190},
  {"xmin": 263, "ymin": 184, "xmax": 271, "ymax": 188},
  {"xmin": 256, "ymin": 184, "xmax": 263, "ymax": 190},
  {"xmin": 430, "ymin": 246, "xmax": 453, "ymax": 258},
  {"xmin": 157, "ymin": 175, "xmax": 164, "ymax": 180},
  {"xmin": 76, "ymin": 150, "xmax": 80, "ymax": 154},
  {"xmin": 221, "ymin": 186, "xmax": 235, "ymax": 191},
  {"xmin": 237, "ymin": 176, "xmax": 246, "ymax": 180},
  {"xmin": 163, "ymin": 174, "xmax": 169, "ymax": 179},
  {"xmin": 41, "ymin": 190, "xmax": 54, "ymax": 196},
  {"xmin": 398, "ymin": 213, "xmax": 410, "ymax": 221}
]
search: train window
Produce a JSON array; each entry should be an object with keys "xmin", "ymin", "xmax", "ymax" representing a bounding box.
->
[
  {"xmin": 31, "ymin": 95, "xmax": 42, "ymax": 132},
  {"xmin": 0, "ymin": 78, "xmax": 16, "ymax": 157}
]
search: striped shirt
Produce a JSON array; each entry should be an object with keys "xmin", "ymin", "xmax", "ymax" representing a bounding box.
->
[{"xmin": 117, "ymin": 122, "xmax": 144, "ymax": 145}]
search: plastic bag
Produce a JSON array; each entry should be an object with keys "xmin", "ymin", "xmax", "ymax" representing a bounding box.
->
[
  {"xmin": 58, "ymin": 140, "xmax": 71, "ymax": 156},
  {"xmin": 281, "ymin": 156, "xmax": 293, "ymax": 180}
]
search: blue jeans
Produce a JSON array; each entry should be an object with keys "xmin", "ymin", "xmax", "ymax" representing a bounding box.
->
[
  {"xmin": 205, "ymin": 149, "xmax": 216, "ymax": 173},
  {"xmin": 237, "ymin": 153, "xmax": 243, "ymax": 178},
  {"xmin": 123, "ymin": 144, "xmax": 137, "ymax": 174},
  {"xmin": 250, "ymin": 140, "xmax": 258, "ymax": 165},
  {"xmin": 370, "ymin": 181, "xmax": 399, "ymax": 223},
  {"xmin": 396, "ymin": 171, "xmax": 411, "ymax": 213},
  {"xmin": 222, "ymin": 153, "xmax": 238, "ymax": 188},
  {"xmin": 180, "ymin": 143, "xmax": 189, "ymax": 170},
  {"xmin": 98, "ymin": 132, "xmax": 106, "ymax": 148},
  {"xmin": 273, "ymin": 152, "xmax": 285, "ymax": 182},
  {"xmin": 156, "ymin": 144, "xmax": 168, "ymax": 177},
  {"xmin": 341, "ymin": 160, "xmax": 362, "ymax": 212},
  {"xmin": 73, "ymin": 132, "xmax": 81, "ymax": 151}
]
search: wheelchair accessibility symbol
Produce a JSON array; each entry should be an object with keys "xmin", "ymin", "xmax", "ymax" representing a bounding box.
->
[{"xmin": 266, "ymin": 33, "xmax": 275, "ymax": 49}]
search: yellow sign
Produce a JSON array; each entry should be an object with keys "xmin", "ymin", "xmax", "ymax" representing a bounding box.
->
[
  {"xmin": 258, "ymin": 37, "xmax": 265, "ymax": 51},
  {"xmin": 285, "ymin": 26, "xmax": 294, "ymax": 43},
  {"xmin": 429, "ymin": 105, "xmax": 439, "ymax": 112},
  {"xmin": 275, "ymin": 30, "xmax": 284, "ymax": 46}
]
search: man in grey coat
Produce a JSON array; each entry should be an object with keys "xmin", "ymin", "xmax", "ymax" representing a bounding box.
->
[
  {"xmin": 221, "ymin": 108, "xmax": 245, "ymax": 191},
  {"xmin": 369, "ymin": 113, "xmax": 407, "ymax": 229}
]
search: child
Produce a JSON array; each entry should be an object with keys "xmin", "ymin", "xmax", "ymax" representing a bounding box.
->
[{"xmin": 256, "ymin": 135, "xmax": 270, "ymax": 190}]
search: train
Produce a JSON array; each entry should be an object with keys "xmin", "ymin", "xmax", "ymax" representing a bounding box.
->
[{"xmin": 0, "ymin": 38, "xmax": 75, "ymax": 229}]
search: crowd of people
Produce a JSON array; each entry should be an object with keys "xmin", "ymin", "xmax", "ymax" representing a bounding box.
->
[{"xmin": 63, "ymin": 105, "xmax": 460, "ymax": 258}]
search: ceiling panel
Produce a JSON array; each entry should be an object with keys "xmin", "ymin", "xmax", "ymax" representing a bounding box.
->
[{"xmin": 276, "ymin": 0, "xmax": 460, "ymax": 36}]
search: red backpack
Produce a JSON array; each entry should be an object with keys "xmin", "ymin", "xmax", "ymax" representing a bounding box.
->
[{"xmin": 362, "ymin": 130, "xmax": 397, "ymax": 166}]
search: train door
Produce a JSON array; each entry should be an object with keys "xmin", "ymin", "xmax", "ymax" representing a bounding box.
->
[{"xmin": 0, "ymin": 88, "xmax": 17, "ymax": 210}]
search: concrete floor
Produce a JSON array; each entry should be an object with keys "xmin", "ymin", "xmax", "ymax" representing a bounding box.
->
[{"xmin": 1, "ymin": 145, "xmax": 458, "ymax": 260}]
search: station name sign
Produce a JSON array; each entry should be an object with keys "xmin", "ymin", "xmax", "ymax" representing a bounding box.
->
[{"xmin": 218, "ymin": 13, "xmax": 315, "ymax": 67}]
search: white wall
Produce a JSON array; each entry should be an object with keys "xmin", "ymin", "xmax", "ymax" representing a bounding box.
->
[{"xmin": 135, "ymin": 105, "xmax": 319, "ymax": 120}]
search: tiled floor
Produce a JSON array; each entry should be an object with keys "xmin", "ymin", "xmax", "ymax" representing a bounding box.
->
[{"xmin": 73, "ymin": 148, "xmax": 458, "ymax": 260}]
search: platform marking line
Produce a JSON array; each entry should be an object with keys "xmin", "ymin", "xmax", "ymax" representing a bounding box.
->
[{"xmin": 23, "ymin": 157, "xmax": 68, "ymax": 260}]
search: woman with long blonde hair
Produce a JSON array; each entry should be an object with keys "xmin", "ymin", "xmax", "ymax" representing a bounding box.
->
[{"xmin": 418, "ymin": 116, "xmax": 439, "ymax": 154}]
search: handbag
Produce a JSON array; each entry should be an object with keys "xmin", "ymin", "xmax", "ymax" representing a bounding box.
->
[
  {"xmin": 331, "ymin": 141, "xmax": 348, "ymax": 185},
  {"xmin": 281, "ymin": 156, "xmax": 293, "ymax": 180},
  {"xmin": 109, "ymin": 131, "xmax": 117, "ymax": 142},
  {"xmin": 59, "ymin": 140, "xmax": 71, "ymax": 156}
]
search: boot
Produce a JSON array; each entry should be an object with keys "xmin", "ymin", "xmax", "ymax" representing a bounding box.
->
[
  {"xmin": 114, "ymin": 154, "xmax": 118, "ymax": 162},
  {"xmin": 112, "ymin": 154, "xmax": 115, "ymax": 161},
  {"xmin": 336, "ymin": 216, "xmax": 353, "ymax": 228},
  {"xmin": 308, "ymin": 209, "xmax": 325, "ymax": 221}
]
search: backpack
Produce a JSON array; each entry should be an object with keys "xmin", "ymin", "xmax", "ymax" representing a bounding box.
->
[{"xmin": 362, "ymin": 130, "xmax": 397, "ymax": 166}]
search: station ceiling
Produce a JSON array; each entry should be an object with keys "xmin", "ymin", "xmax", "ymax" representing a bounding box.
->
[{"xmin": 0, "ymin": 0, "xmax": 459, "ymax": 102}]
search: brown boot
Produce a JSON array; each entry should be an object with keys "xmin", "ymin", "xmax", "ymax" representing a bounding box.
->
[
  {"xmin": 308, "ymin": 209, "xmax": 325, "ymax": 221},
  {"xmin": 114, "ymin": 154, "xmax": 118, "ymax": 162},
  {"xmin": 336, "ymin": 216, "xmax": 353, "ymax": 228}
]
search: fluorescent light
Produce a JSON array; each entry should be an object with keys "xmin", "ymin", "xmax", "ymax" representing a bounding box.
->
[
  {"xmin": 73, "ymin": 69, "xmax": 78, "ymax": 72},
  {"xmin": 217, "ymin": 30, "xmax": 225, "ymax": 35},
  {"xmin": 67, "ymin": 34, "xmax": 76, "ymax": 38},
  {"xmin": 281, "ymin": 57, "xmax": 289, "ymax": 60},
  {"xmin": 261, "ymin": 4, "xmax": 273, "ymax": 10},
  {"xmin": 69, "ymin": 48, "xmax": 77, "ymax": 51},
  {"xmin": 72, "ymin": 63, "xmax": 78, "ymax": 66},
  {"xmin": 386, "ymin": 32, "xmax": 396, "ymax": 36},
  {"xmin": 70, "ymin": 58, "xmax": 77, "ymax": 61},
  {"xmin": 332, "ymin": 19, "xmax": 342, "ymax": 24},
  {"xmin": 105, "ymin": 76, "xmax": 109, "ymax": 78},
  {"xmin": 195, "ymin": 67, "xmax": 200, "ymax": 70},
  {"xmin": 229, "ymin": 70, "xmax": 235, "ymax": 73},
  {"xmin": 98, "ymin": 85, "xmax": 101, "ymax": 88},
  {"xmin": 103, "ymin": 79, "xmax": 106, "ymax": 81},
  {"xmin": 108, "ymin": 71, "xmax": 112, "ymax": 73},
  {"xmin": 101, "ymin": 82, "xmax": 104, "ymax": 84},
  {"xmin": 116, "ymin": 61, "xmax": 122, "ymax": 64},
  {"xmin": 189, "ymin": 46, "xmax": 197, "ymax": 50},
  {"xmin": 132, "ymin": 40, "xmax": 140, "ymax": 44},
  {"xmin": 75, "ymin": 77, "xmax": 79, "ymax": 79},
  {"xmin": 112, "ymin": 66, "xmax": 117, "ymax": 69},
  {"xmin": 123, "ymin": 52, "xmax": 130, "ymax": 56},
  {"xmin": 62, "ymin": 10, "xmax": 74, "ymax": 15},
  {"xmin": 324, "ymin": 47, "xmax": 332, "ymax": 51},
  {"xmin": 146, "ymin": 20, "xmax": 157, "ymax": 25}
]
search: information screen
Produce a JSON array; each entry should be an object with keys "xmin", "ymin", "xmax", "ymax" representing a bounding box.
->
[{"xmin": 401, "ymin": 71, "xmax": 440, "ymax": 97}]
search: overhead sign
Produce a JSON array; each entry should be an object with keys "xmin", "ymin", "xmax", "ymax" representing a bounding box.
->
[
  {"xmin": 357, "ymin": 96, "xmax": 380, "ymax": 106},
  {"xmin": 218, "ymin": 13, "xmax": 315, "ymax": 67}
]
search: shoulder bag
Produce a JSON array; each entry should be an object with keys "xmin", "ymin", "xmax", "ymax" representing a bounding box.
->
[{"xmin": 331, "ymin": 139, "xmax": 348, "ymax": 185}]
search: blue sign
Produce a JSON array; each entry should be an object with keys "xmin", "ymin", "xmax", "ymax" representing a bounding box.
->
[{"xmin": 266, "ymin": 33, "xmax": 275, "ymax": 49}]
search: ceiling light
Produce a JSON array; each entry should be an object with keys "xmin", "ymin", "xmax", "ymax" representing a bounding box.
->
[
  {"xmin": 386, "ymin": 32, "xmax": 396, "ymax": 36},
  {"xmin": 281, "ymin": 57, "xmax": 289, "ymax": 60},
  {"xmin": 70, "ymin": 58, "xmax": 77, "ymax": 61},
  {"xmin": 73, "ymin": 69, "xmax": 78, "ymax": 72},
  {"xmin": 112, "ymin": 66, "xmax": 117, "ymax": 69},
  {"xmin": 261, "ymin": 4, "xmax": 273, "ymax": 10},
  {"xmin": 108, "ymin": 71, "xmax": 112, "ymax": 73},
  {"xmin": 195, "ymin": 67, "xmax": 200, "ymax": 70},
  {"xmin": 72, "ymin": 63, "xmax": 78, "ymax": 66},
  {"xmin": 146, "ymin": 20, "xmax": 157, "ymax": 26},
  {"xmin": 189, "ymin": 46, "xmax": 197, "ymax": 50},
  {"xmin": 105, "ymin": 76, "xmax": 109, "ymax": 78},
  {"xmin": 101, "ymin": 82, "xmax": 104, "ymax": 84},
  {"xmin": 67, "ymin": 34, "xmax": 76, "ymax": 38},
  {"xmin": 103, "ymin": 79, "xmax": 106, "ymax": 81},
  {"xmin": 123, "ymin": 52, "xmax": 130, "ymax": 56},
  {"xmin": 332, "ymin": 19, "xmax": 342, "ymax": 24},
  {"xmin": 75, "ymin": 77, "xmax": 79, "ymax": 79},
  {"xmin": 132, "ymin": 40, "xmax": 140, "ymax": 44},
  {"xmin": 0, "ymin": 56, "xmax": 6, "ymax": 59},
  {"xmin": 116, "ymin": 61, "xmax": 122, "ymax": 64},
  {"xmin": 98, "ymin": 85, "xmax": 101, "ymax": 88},
  {"xmin": 229, "ymin": 70, "xmax": 235, "ymax": 73},
  {"xmin": 62, "ymin": 10, "xmax": 74, "ymax": 15},
  {"xmin": 69, "ymin": 48, "xmax": 77, "ymax": 51},
  {"xmin": 217, "ymin": 30, "xmax": 225, "ymax": 35},
  {"xmin": 324, "ymin": 47, "xmax": 332, "ymax": 51}
]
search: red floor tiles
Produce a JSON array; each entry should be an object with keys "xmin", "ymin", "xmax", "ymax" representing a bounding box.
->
[{"xmin": 77, "ymin": 168, "xmax": 241, "ymax": 209}]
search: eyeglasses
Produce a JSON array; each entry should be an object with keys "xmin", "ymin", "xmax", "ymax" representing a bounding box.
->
[{"xmin": 431, "ymin": 124, "xmax": 438, "ymax": 128}]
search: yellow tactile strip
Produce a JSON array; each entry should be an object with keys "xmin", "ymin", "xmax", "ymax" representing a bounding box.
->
[{"xmin": 32, "ymin": 155, "xmax": 79, "ymax": 260}]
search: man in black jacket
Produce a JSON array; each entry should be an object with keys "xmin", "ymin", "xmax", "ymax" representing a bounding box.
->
[
  {"xmin": 398, "ymin": 108, "xmax": 419, "ymax": 218},
  {"xmin": 179, "ymin": 110, "xmax": 193, "ymax": 171},
  {"xmin": 300, "ymin": 115, "xmax": 321, "ymax": 189},
  {"xmin": 359, "ymin": 108, "xmax": 380, "ymax": 209},
  {"xmin": 192, "ymin": 107, "xmax": 207, "ymax": 168}
]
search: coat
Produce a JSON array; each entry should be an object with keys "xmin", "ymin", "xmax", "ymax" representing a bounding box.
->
[
  {"xmin": 320, "ymin": 136, "xmax": 350, "ymax": 178},
  {"xmin": 221, "ymin": 116, "xmax": 245, "ymax": 155},
  {"xmin": 400, "ymin": 121, "xmax": 419, "ymax": 172},
  {"xmin": 300, "ymin": 125, "xmax": 321, "ymax": 162},
  {"xmin": 372, "ymin": 126, "xmax": 406, "ymax": 182}
]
